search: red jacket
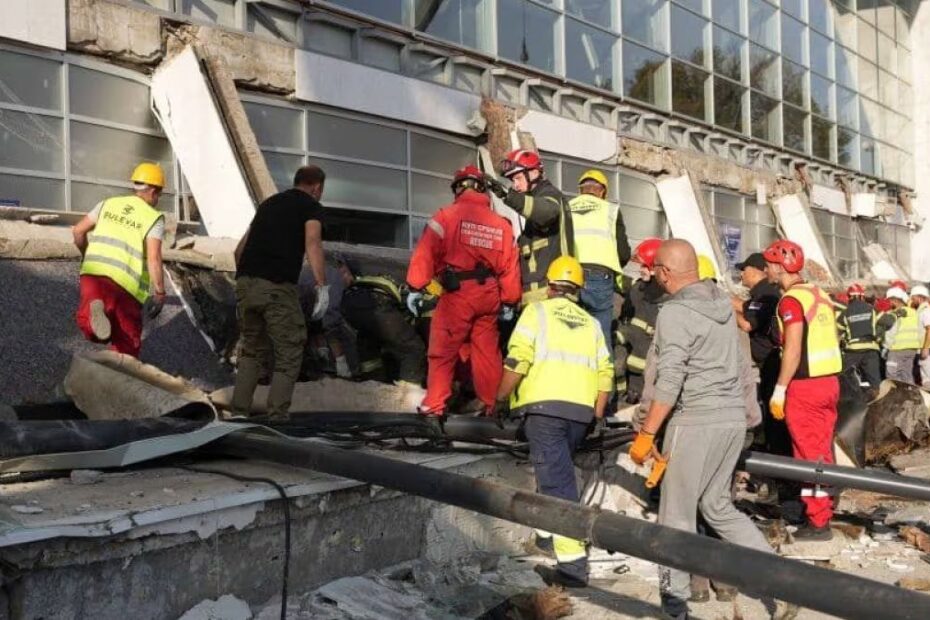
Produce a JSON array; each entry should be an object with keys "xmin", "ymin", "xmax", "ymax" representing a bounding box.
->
[{"xmin": 407, "ymin": 190, "xmax": 521, "ymax": 304}]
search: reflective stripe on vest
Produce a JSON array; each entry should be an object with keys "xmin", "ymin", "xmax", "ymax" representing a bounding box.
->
[
  {"xmin": 777, "ymin": 283, "xmax": 842, "ymax": 378},
  {"xmin": 510, "ymin": 298, "xmax": 608, "ymax": 413},
  {"xmin": 354, "ymin": 275, "xmax": 403, "ymax": 305},
  {"xmin": 627, "ymin": 354, "xmax": 646, "ymax": 372},
  {"xmin": 568, "ymin": 194, "xmax": 621, "ymax": 273},
  {"xmin": 888, "ymin": 306, "xmax": 922, "ymax": 351},
  {"xmin": 630, "ymin": 316, "xmax": 655, "ymax": 336},
  {"xmin": 80, "ymin": 195, "xmax": 161, "ymax": 303},
  {"xmin": 843, "ymin": 300, "xmax": 878, "ymax": 350}
]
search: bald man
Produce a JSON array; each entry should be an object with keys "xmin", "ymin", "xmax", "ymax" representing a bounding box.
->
[{"xmin": 628, "ymin": 240, "xmax": 774, "ymax": 619}]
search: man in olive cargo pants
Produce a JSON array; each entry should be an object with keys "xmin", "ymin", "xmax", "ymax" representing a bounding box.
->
[{"xmin": 231, "ymin": 165, "xmax": 329, "ymax": 417}]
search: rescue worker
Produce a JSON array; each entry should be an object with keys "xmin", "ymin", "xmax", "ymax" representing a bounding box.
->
[
  {"xmin": 629, "ymin": 239, "xmax": 774, "ymax": 618},
  {"xmin": 486, "ymin": 149, "xmax": 573, "ymax": 305},
  {"xmin": 615, "ymin": 238, "xmax": 664, "ymax": 403},
  {"xmin": 493, "ymin": 256, "xmax": 613, "ymax": 588},
  {"xmin": 765, "ymin": 239, "xmax": 842, "ymax": 540},
  {"xmin": 72, "ymin": 162, "xmax": 167, "ymax": 357},
  {"xmin": 911, "ymin": 285, "xmax": 930, "ymax": 389},
  {"xmin": 406, "ymin": 165, "xmax": 521, "ymax": 417},
  {"xmin": 231, "ymin": 165, "xmax": 328, "ymax": 418},
  {"xmin": 731, "ymin": 251, "xmax": 786, "ymax": 456},
  {"xmin": 838, "ymin": 283, "xmax": 882, "ymax": 391},
  {"xmin": 567, "ymin": 169, "xmax": 631, "ymax": 343},
  {"xmin": 337, "ymin": 258, "xmax": 427, "ymax": 386},
  {"xmin": 883, "ymin": 286, "xmax": 920, "ymax": 385}
]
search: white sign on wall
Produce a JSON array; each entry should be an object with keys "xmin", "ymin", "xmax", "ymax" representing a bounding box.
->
[{"xmin": 0, "ymin": 0, "xmax": 66, "ymax": 50}]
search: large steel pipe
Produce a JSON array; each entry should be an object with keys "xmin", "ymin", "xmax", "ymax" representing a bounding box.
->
[
  {"xmin": 742, "ymin": 451, "xmax": 930, "ymax": 502},
  {"xmin": 214, "ymin": 431, "xmax": 930, "ymax": 620}
]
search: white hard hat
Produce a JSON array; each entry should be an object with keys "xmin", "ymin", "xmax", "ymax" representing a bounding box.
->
[
  {"xmin": 911, "ymin": 285, "xmax": 930, "ymax": 298},
  {"xmin": 887, "ymin": 287, "xmax": 909, "ymax": 303}
]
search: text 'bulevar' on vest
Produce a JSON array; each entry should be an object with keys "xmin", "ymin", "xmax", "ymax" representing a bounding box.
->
[{"xmin": 80, "ymin": 196, "xmax": 161, "ymax": 303}]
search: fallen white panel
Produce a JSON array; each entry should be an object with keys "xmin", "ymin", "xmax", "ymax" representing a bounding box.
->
[
  {"xmin": 151, "ymin": 47, "xmax": 254, "ymax": 239},
  {"xmin": 517, "ymin": 110, "xmax": 618, "ymax": 162},
  {"xmin": 295, "ymin": 50, "xmax": 481, "ymax": 136},
  {"xmin": 773, "ymin": 194, "xmax": 835, "ymax": 282},
  {"xmin": 0, "ymin": 0, "xmax": 65, "ymax": 50},
  {"xmin": 810, "ymin": 184, "xmax": 847, "ymax": 215},
  {"xmin": 656, "ymin": 175, "xmax": 722, "ymax": 276},
  {"xmin": 861, "ymin": 243, "xmax": 909, "ymax": 281}
]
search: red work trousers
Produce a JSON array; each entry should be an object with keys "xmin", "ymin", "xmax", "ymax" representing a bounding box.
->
[
  {"xmin": 785, "ymin": 375, "xmax": 839, "ymax": 527},
  {"xmin": 76, "ymin": 274, "xmax": 143, "ymax": 357},
  {"xmin": 422, "ymin": 280, "xmax": 501, "ymax": 414}
]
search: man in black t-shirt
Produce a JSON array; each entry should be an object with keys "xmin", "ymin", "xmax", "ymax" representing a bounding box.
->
[
  {"xmin": 732, "ymin": 252, "xmax": 789, "ymax": 455},
  {"xmin": 231, "ymin": 165, "xmax": 328, "ymax": 417}
]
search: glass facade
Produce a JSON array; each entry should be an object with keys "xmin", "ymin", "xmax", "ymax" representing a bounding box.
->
[
  {"xmin": 242, "ymin": 94, "xmax": 477, "ymax": 249},
  {"xmin": 312, "ymin": 0, "xmax": 914, "ymax": 188},
  {"xmin": 0, "ymin": 47, "xmax": 186, "ymax": 218}
]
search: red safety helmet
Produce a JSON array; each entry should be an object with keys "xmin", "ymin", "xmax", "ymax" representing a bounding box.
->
[
  {"xmin": 874, "ymin": 297, "xmax": 892, "ymax": 313},
  {"xmin": 451, "ymin": 165, "xmax": 486, "ymax": 194},
  {"xmin": 632, "ymin": 238, "xmax": 662, "ymax": 270},
  {"xmin": 890, "ymin": 279, "xmax": 908, "ymax": 292},
  {"xmin": 835, "ymin": 292, "xmax": 850, "ymax": 305},
  {"xmin": 762, "ymin": 239, "xmax": 805, "ymax": 274},
  {"xmin": 499, "ymin": 149, "xmax": 542, "ymax": 178},
  {"xmin": 847, "ymin": 283, "xmax": 866, "ymax": 297}
]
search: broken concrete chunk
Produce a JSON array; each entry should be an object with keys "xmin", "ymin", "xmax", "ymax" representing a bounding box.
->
[
  {"xmin": 70, "ymin": 469, "xmax": 104, "ymax": 485},
  {"xmin": 900, "ymin": 526, "xmax": 930, "ymax": 553},
  {"xmin": 898, "ymin": 577, "xmax": 930, "ymax": 591},
  {"xmin": 178, "ymin": 594, "xmax": 252, "ymax": 620},
  {"xmin": 10, "ymin": 505, "xmax": 44, "ymax": 514}
]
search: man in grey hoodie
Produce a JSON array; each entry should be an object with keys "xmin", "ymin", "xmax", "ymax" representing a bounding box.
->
[{"xmin": 628, "ymin": 240, "xmax": 774, "ymax": 619}]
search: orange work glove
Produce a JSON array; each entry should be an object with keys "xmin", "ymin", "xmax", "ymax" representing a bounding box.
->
[
  {"xmin": 769, "ymin": 384, "xmax": 787, "ymax": 421},
  {"xmin": 629, "ymin": 431, "xmax": 655, "ymax": 465}
]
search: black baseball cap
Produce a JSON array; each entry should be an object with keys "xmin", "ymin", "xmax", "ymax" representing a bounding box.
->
[{"xmin": 736, "ymin": 253, "xmax": 767, "ymax": 271}]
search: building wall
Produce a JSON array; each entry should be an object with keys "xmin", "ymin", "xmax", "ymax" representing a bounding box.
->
[
  {"xmin": 0, "ymin": 0, "xmax": 921, "ymax": 282},
  {"xmin": 912, "ymin": 0, "xmax": 930, "ymax": 281}
]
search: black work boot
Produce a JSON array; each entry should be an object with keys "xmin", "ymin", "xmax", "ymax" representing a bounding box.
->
[
  {"xmin": 534, "ymin": 565, "xmax": 588, "ymax": 589},
  {"xmin": 792, "ymin": 522, "xmax": 833, "ymax": 542}
]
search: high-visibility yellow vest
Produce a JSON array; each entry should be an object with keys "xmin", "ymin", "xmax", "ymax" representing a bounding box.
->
[
  {"xmin": 507, "ymin": 297, "xmax": 612, "ymax": 417},
  {"xmin": 567, "ymin": 194, "xmax": 622, "ymax": 273},
  {"xmin": 80, "ymin": 195, "xmax": 161, "ymax": 303},
  {"xmin": 776, "ymin": 283, "xmax": 842, "ymax": 378},
  {"xmin": 888, "ymin": 306, "xmax": 922, "ymax": 351}
]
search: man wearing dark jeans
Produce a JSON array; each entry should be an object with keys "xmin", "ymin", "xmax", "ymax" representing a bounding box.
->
[
  {"xmin": 231, "ymin": 165, "xmax": 328, "ymax": 418},
  {"xmin": 567, "ymin": 169, "xmax": 631, "ymax": 346}
]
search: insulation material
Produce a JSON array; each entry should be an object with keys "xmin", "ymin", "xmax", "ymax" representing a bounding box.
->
[
  {"xmin": 655, "ymin": 175, "xmax": 722, "ymax": 277},
  {"xmin": 810, "ymin": 184, "xmax": 848, "ymax": 215},
  {"xmin": 861, "ymin": 243, "xmax": 909, "ymax": 281},
  {"xmin": 0, "ymin": 0, "xmax": 66, "ymax": 50},
  {"xmin": 773, "ymin": 194, "xmax": 837, "ymax": 284},
  {"xmin": 516, "ymin": 110, "xmax": 617, "ymax": 162},
  {"xmin": 151, "ymin": 46, "xmax": 255, "ymax": 239},
  {"xmin": 295, "ymin": 51, "xmax": 481, "ymax": 136}
]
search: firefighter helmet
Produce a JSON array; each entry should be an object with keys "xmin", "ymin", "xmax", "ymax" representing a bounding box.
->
[
  {"xmin": 847, "ymin": 283, "xmax": 866, "ymax": 297},
  {"xmin": 632, "ymin": 238, "xmax": 662, "ymax": 270},
  {"xmin": 499, "ymin": 149, "xmax": 542, "ymax": 178},
  {"xmin": 763, "ymin": 239, "xmax": 805, "ymax": 274},
  {"xmin": 451, "ymin": 165, "xmax": 486, "ymax": 194}
]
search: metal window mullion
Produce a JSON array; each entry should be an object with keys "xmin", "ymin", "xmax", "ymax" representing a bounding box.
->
[
  {"xmin": 0, "ymin": 166, "xmax": 66, "ymax": 181},
  {"xmin": 0, "ymin": 102, "xmax": 64, "ymax": 118},
  {"xmin": 305, "ymin": 151, "xmax": 410, "ymax": 171},
  {"xmin": 63, "ymin": 62, "xmax": 72, "ymax": 212}
]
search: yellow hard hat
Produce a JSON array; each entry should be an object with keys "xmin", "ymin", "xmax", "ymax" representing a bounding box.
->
[
  {"xmin": 578, "ymin": 169, "xmax": 609, "ymax": 190},
  {"xmin": 697, "ymin": 254, "xmax": 717, "ymax": 281},
  {"xmin": 546, "ymin": 255, "xmax": 585, "ymax": 288},
  {"xmin": 130, "ymin": 162, "xmax": 166, "ymax": 188}
]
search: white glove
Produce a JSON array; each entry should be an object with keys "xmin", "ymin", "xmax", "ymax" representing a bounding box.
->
[
  {"xmin": 769, "ymin": 384, "xmax": 787, "ymax": 421},
  {"xmin": 335, "ymin": 355, "xmax": 352, "ymax": 379},
  {"xmin": 499, "ymin": 305, "xmax": 515, "ymax": 322},
  {"xmin": 406, "ymin": 291, "xmax": 424, "ymax": 317},
  {"xmin": 311, "ymin": 284, "xmax": 330, "ymax": 321}
]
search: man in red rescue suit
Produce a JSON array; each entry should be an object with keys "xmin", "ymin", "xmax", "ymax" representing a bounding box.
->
[
  {"xmin": 406, "ymin": 166, "xmax": 521, "ymax": 416},
  {"xmin": 485, "ymin": 150, "xmax": 573, "ymax": 305},
  {"xmin": 765, "ymin": 239, "xmax": 842, "ymax": 541}
]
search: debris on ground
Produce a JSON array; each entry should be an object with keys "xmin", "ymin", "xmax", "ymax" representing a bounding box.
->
[
  {"xmin": 900, "ymin": 526, "xmax": 930, "ymax": 553},
  {"xmin": 69, "ymin": 469, "xmax": 104, "ymax": 485}
]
